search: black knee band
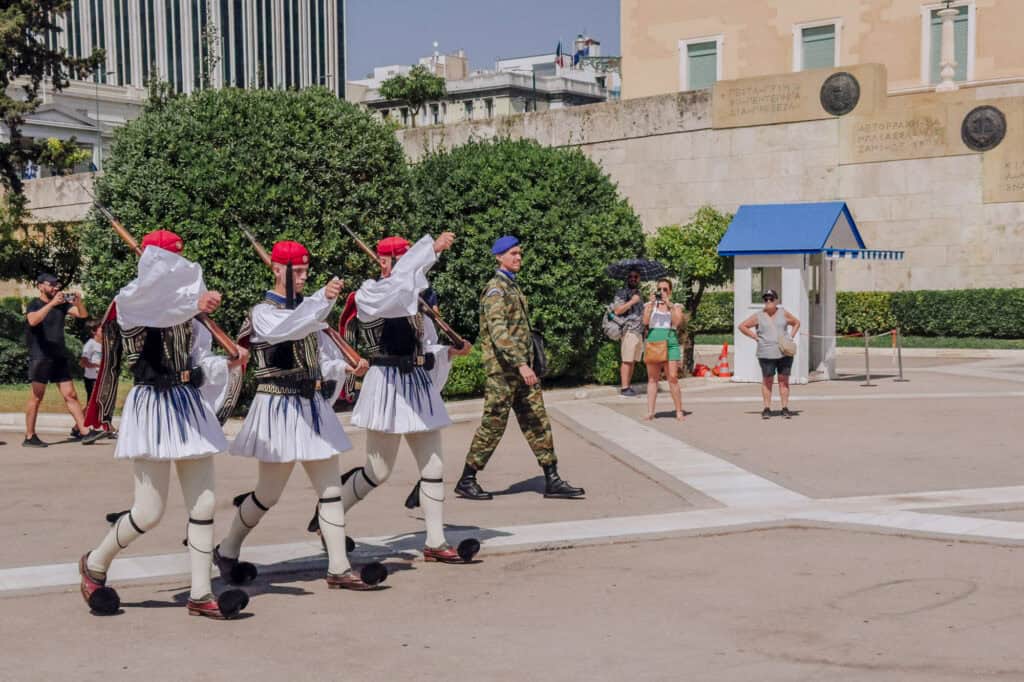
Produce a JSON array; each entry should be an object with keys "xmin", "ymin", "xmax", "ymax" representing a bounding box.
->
[
  {"xmin": 188, "ymin": 517, "xmax": 214, "ymax": 525},
  {"xmin": 127, "ymin": 511, "xmax": 146, "ymax": 535},
  {"xmin": 343, "ymin": 467, "xmax": 378, "ymax": 503},
  {"xmin": 420, "ymin": 477, "xmax": 444, "ymax": 484},
  {"xmin": 250, "ymin": 492, "xmax": 269, "ymax": 511},
  {"xmin": 318, "ymin": 496, "xmax": 342, "ymax": 504}
]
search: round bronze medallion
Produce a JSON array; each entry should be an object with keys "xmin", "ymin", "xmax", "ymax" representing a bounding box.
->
[
  {"xmin": 961, "ymin": 105, "xmax": 1007, "ymax": 152},
  {"xmin": 820, "ymin": 72, "xmax": 861, "ymax": 116}
]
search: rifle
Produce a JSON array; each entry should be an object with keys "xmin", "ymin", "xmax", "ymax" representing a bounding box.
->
[
  {"xmin": 233, "ymin": 218, "xmax": 364, "ymax": 369},
  {"xmin": 84, "ymin": 187, "xmax": 241, "ymax": 360},
  {"xmin": 340, "ymin": 224, "xmax": 469, "ymax": 349}
]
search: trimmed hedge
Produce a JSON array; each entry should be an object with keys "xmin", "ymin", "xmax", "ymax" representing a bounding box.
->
[
  {"xmin": 591, "ymin": 341, "xmax": 648, "ymax": 386},
  {"xmin": 679, "ymin": 289, "xmax": 1024, "ymax": 339},
  {"xmin": 441, "ymin": 346, "xmax": 488, "ymax": 399}
]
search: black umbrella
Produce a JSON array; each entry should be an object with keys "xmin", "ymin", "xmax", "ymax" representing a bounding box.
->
[{"xmin": 606, "ymin": 258, "xmax": 670, "ymax": 281}]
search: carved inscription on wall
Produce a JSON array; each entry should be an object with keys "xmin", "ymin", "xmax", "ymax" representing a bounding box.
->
[
  {"xmin": 722, "ymin": 83, "xmax": 803, "ymax": 119},
  {"xmin": 848, "ymin": 114, "xmax": 947, "ymax": 161}
]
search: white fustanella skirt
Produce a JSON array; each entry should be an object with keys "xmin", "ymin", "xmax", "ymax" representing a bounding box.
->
[
  {"xmin": 230, "ymin": 393, "xmax": 352, "ymax": 462},
  {"xmin": 350, "ymin": 365, "xmax": 451, "ymax": 434},
  {"xmin": 114, "ymin": 384, "xmax": 227, "ymax": 460}
]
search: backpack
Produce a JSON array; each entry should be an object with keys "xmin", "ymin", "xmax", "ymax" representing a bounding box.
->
[{"xmin": 602, "ymin": 304, "xmax": 627, "ymax": 341}]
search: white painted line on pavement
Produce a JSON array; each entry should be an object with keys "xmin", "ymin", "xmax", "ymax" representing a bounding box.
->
[{"xmin": 555, "ymin": 402, "xmax": 808, "ymax": 507}]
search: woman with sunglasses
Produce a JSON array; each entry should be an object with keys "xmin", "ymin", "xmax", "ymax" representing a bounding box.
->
[{"xmin": 642, "ymin": 278, "xmax": 686, "ymax": 421}]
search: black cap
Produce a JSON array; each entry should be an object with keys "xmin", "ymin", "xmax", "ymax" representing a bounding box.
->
[
  {"xmin": 35, "ymin": 273, "xmax": 59, "ymax": 285},
  {"xmin": 762, "ymin": 289, "xmax": 778, "ymax": 300}
]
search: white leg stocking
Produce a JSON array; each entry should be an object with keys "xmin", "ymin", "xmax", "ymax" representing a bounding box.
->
[
  {"xmin": 339, "ymin": 430, "xmax": 401, "ymax": 511},
  {"xmin": 177, "ymin": 456, "xmax": 216, "ymax": 600},
  {"xmin": 218, "ymin": 461, "xmax": 295, "ymax": 560},
  {"xmin": 87, "ymin": 459, "xmax": 170, "ymax": 576},
  {"xmin": 407, "ymin": 430, "xmax": 447, "ymax": 549},
  {"xmin": 302, "ymin": 456, "xmax": 351, "ymax": 575}
]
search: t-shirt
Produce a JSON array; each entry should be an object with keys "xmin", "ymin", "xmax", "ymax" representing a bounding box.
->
[
  {"xmin": 81, "ymin": 338, "xmax": 102, "ymax": 379},
  {"xmin": 25, "ymin": 298, "xmax": 71, "ymax": 361},
  {"xmin": 613, "ymin": 287, "xmax": 644, "ymax": 334}
]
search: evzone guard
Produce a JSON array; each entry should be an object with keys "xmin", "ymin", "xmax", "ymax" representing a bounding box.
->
[
  {"xmin": 312, "ymin": 231, "xmax": 480, "ymax": 563},
  {"xmin": 78, "ymin": 230, "xmax": 250, "ymax": 619},
  {"xmin": 215, "ymin": 240, "xmax": 388, "ymax": 590}
]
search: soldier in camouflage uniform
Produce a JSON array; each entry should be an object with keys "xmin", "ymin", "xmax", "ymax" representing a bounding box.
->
[{"xmin": 455, "ymin": 236, "xmax": 585, "ymax": 500}]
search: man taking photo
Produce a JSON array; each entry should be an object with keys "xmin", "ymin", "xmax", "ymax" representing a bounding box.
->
[
  {"xmin": 23, "ymin": 273, "xmax": 91, "ymax": 447},
  {"xmin": 611, "ymin": 269, "xmax": 644, "ymax": 397}
]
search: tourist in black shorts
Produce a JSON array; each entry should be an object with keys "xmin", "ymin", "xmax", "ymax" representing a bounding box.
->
[
  {"xmin": 23, "ymin": 273, "xmax": 91, "ymax": 447},
  {"xmin": 739, "ymin": 289, "xmax": 800, "ymax": 420}
]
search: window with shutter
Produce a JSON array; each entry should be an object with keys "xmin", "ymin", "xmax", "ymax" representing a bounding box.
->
[
  {"xmin": 801, "ymin": 24, "xmax": 835, "ymax": 70},
  {"xmin": 930, "ymin": 6, "xmax": 968, "ymax": 83},
  {"xmin": 687, "ymin": 41, "xmax": 718, "ymax": 90}
]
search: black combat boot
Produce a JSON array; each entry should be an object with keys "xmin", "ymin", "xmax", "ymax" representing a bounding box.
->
[
  {"xmin": 454, "ymin": 464, "xmax": 493, "ymax": 500},
  {"xmin": 542, "ymin": 463, "xmax": 585, "ymax": 499}
]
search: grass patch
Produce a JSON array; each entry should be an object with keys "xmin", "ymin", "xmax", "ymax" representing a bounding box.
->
[
  {"xmin": 0, "ymin": 380, "xmax": 134, "ymax": 414},
  {"xmin": 695, "ymin": 334, "xmax": 1024, "ymax": 350}
]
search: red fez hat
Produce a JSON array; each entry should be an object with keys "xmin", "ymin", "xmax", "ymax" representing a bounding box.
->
[
  {"xmin": 376, "ymin": 236, "xmax": 410, "ymax": 258},
  {"xmin": 141, "ymin": 229, "xmax": 184, "ymax": 254},
  {"xmin": 270, "ymin": 240, "xmax": 310, "ymax": 266}
]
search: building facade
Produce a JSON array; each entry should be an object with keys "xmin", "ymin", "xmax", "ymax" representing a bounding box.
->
[
  {"xmin": 6, "ymin": 0, "xmax": 347, "ymax": 176},
  {"xmin": 621, "ymin": 0, "xmax": 1022, "ymax": 99}
]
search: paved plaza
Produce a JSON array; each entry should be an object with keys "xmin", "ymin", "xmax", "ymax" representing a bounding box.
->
[{"xmin": 2, "ymin": 351, "xmax": 1024, "ymax": 681}]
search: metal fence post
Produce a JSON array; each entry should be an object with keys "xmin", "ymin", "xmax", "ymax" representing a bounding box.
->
[
  {"xmin": 895, "ymin": 327, "xmax": 908, "ymax": 382},
  {"xmin": 862, "ymin": 331, "xmax": 875, "ymax": 387}
]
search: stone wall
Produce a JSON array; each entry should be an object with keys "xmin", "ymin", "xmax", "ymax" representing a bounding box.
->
[{"xmin": 398, "ymin": 72, "xmax": 1024, "ymax": 292}]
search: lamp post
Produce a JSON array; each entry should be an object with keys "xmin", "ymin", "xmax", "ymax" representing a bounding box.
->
[
  {"xmin": 936, "ymin": 0, "xmax": 960, "ymax": 92},
  {"xmin": 95, "ymin": 70, "xmax": 115, "ymax": 171}
]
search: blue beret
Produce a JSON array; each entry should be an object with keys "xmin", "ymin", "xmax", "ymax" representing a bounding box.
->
[{"xmin": 491, "ymin": 235, "xmax": 519, "ymax": 255}]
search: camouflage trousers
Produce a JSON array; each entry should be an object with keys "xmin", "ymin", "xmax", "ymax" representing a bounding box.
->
[{"xmin": 465, "ymin": 370, "xmax": 556, "ymax": 470}]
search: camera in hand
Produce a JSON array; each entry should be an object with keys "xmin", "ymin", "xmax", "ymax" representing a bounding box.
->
[
  {"xmin": 655, "ymin": 291, "xmax": 662, "ymax": 301},
  {"xmin": 64, "ymin": 293, "xmax": 77, "ymax": 304}
]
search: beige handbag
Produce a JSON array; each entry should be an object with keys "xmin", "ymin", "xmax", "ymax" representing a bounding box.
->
[
  {"xmin": 644, "ymin": 340, "xmax": 668, "ymax": 363},
  {"xmin": 778, "ymin": 335, "xmax": 797, "ymax": 357}
]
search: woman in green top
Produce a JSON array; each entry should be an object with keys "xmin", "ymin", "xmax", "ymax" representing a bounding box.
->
[{"xmin": 642, "ymin": 278, "xmax": 687, "ymax": 422}]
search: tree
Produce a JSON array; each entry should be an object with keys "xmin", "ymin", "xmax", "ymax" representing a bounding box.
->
[
  {"xmin": 0, "ymin": 0, "xmax": 103, "ymax": 282},
  {"xmin": 409, "ymin": 138, "xmax": 646, "ymax": 377},
  {"xmin": 78, "ymin": 87, "xmax": 414, "ymax": 336},
  {"xmin": 379, "ymin": 65, "xmax": 445, "ymax": 128},
  {"xmin": 645, "ymin": 206, "xmax": 733, "ymax": 372},
  {"xmin": 0, "ymin": 1, "xmax": 104, "ymax": 195},
  {"xmin": 37, "ymin": 137, "xmax": 90, "ymax": 175}
]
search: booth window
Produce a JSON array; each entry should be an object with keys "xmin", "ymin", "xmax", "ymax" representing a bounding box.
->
[{"xmin": 751, "ymin": 267, "xmax": 782, "ymax": 304}]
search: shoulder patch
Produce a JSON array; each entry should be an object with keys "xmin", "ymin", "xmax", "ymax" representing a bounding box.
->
[{"xmin": 485, "ymin": 288, "xmax": 504, "ymax": 297}]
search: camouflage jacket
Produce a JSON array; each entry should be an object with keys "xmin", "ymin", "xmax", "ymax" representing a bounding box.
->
[{"xmin": 479, "ymin": 271, "xmax": 532, "ymax": 372}]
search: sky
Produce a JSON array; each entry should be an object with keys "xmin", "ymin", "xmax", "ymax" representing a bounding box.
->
[{"xmin": 345, "ymin": 0, "xmax": 620, "ymax": 81}]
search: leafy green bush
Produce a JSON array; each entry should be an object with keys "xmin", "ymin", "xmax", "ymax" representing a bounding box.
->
[
  {"xmin": 78, "ymin": 87, "xmax": 413, "ymax": 333},
  {"xmin": 687, "ymin": 291, "xmax": 733, "ymax": 333},
  {"xmin": 889, "ymin": 289, "xmax": 1024, "ymax": 338},
  {"xmin": 441, "ymin": 346, "xmax": 487, "ymax": 399},
  {"xmin": 590, "ymin": 341, "xmax": 648, "ymax": 386},
  {"xmin": 409, "ymin": 138, "xmax": 645, "ymax": 377},
  {"xmin": 0, "ymin": 337, "xmax": 27, "ymax": 383}
]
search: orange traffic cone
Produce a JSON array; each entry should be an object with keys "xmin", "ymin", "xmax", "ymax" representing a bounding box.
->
[{"xmin": 712, "ymin": 343, "xmax": 732, "ymax": 378}]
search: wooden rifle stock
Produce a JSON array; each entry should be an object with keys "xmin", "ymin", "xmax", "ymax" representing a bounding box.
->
[
  {"xmin": 86, "ymin": 190, "xmax": 240, "ymax": 360},
  {"xmin": 233, "ymin": 217, "xmax": 364, "ymax": 369},
  {"xmin": 340, "ymin": 224, "xmax": 469, "ymax": 349}
]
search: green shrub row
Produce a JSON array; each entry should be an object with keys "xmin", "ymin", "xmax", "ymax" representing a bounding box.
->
[{"xmin": 677, "ymin": 289, "xmax": 1024, "ymax": 338}]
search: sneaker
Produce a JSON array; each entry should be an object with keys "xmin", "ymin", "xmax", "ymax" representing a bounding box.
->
[
  {"xmin": 761, "ymin": 407, "xmax": 771, "ymax": 420},
  {"xmin": 23, "ymin": 434, "xmax": 48, "ymax": 448},
  {"xmin": 81, "ymin": 429, "xmax": 108, "ymax": 445},
  {"xmin": 781, "ymin": 407, "xmax": 792, "ymax": 419},
  {"xmin": 619, "ymin": 387, "xmax": 638, "ymax": 398},
  {"xmin": 68, "ymin": 426, "xmax": 84, "ymax": 441}
]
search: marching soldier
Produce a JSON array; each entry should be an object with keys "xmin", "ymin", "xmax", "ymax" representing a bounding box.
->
[{"xmin": 454, "ymin": 235, "xmax": 585, "ymax": 501}]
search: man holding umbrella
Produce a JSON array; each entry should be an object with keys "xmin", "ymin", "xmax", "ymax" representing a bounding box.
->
[{"xmin": 607, "ymin": 259, "xmax": 668, "ymax": 397}]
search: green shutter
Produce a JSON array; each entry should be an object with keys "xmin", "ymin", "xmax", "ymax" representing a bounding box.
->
[
  {"xmin": 801, "ymin": 25, "xmax": 835, "ymax": 70},
  {"xmin": 930, "ymin": 7, "xmax": 968, "ymax": 83},
  {"xmin": 687, "ymin": 41, "xmax": 717, "ymax": 90}
]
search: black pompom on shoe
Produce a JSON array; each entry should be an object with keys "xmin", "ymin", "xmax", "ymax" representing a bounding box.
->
[
  {"xmin": 88, "ymin": 586, "xmax": 121, "ymax": 615},
  {"xmin": 359, "ymin": 562, "xmax": 388, "ymax": 586},
  {"xmin": 217, "ymin": 589, "xmax": 250, "ymax": 619},
  {"xmin": 457, "ymin": 538, "xmax": 481, "ymax": 562}
]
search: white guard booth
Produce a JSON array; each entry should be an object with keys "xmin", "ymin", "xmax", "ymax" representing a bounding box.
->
[{"xmin": 716, "ymin": 202, "xmax": 903, "ymax": 384}]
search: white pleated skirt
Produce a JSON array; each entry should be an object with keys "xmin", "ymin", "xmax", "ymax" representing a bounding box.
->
[
  {"xmin": 115, "ymin": 385, "xmax": 227, "ymax": 461},
  {"xmin": 230, "ymin": 393, "xmax": 352, "ymax": 462},
  {"xmin": 351, "ymin": 365, "xmax": 451, "ymax": 434}
]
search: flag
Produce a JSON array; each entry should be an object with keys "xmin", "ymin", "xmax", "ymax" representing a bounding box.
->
[
  {"xmin": 573, "ymin": 45, "xmax": 589, "ymax": 67},
  {"xmin": 555, "ymin": 41, "xmax": 563, "ymax": 67}
]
